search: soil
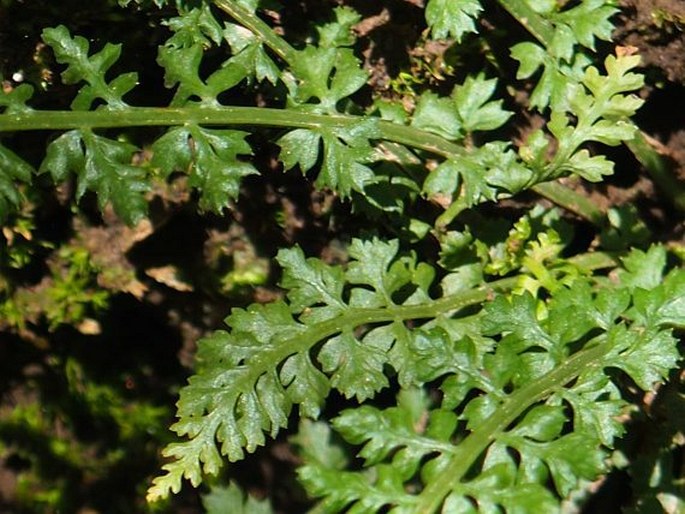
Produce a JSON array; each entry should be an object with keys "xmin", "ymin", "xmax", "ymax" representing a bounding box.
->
[
  {"xmin": 612, "ymin": 0, "xmax": 685, "ymax": 246},
  {"xmin": 617, "ymin": 0, "xmax": 685, "ymax": 85}
]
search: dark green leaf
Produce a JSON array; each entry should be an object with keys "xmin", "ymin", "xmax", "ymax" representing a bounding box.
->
[
  {"xmin": 452, "ymin": 74, "xmax": 511, "ymax": 132},
  {"xmin": 223, "ymin": 23, "xmax": 279, "ymax": 84},
  {"xmin": 317, "ymin": 6, "xmax": 361, "ymax": 48},
  {"xmin": 445, "ymin": 483, "xmax": 557, "ymax": 514},
  {"xmin": 278, "ymin": 129, "xmax": 321, "ymax": 172},
  {"xmin": 561, "ymin": 373, "xmax": 626, "ymax": 446},
  {"xmin": 0, "ymin": 144, "xmax": 34, "ymax": 220},
  {"xmin": 482, "ymin": 293, "xmax": 555, "ymax": 351},
  {"xmin": 280, "ymin": 353, "xmax": 330, "ymax": 418},
  {"xmin": 0, "ymin": 83, "xmax": 34, "ymax": 114},
  {"xmin": 289, "ymin": 46, "xmax": 368, "ymax": 110},
  {"xmin": 42, "ymin": 25, "xmax": 137, "ymax": 109},
  {"xmin": 318, "ymin": 330, "xmax": 389, "ymax": 401},
  {"xmin": 411, "ymin": 92, "xmax": 461, "ymax": 140},
  {"xmin": 277, "ymin": 245, "xmax": 345, "ymax": 315},
  {"xmin": 152, "ymin": 125, "xmax": 257, "ymax": 212},
  {"xmin": 508, "ymin": 405, "xmax": 566, "ymax": 442},
  {"xmin": 164, "ymin": 4, "xmax": 223, "ymax": 47},
  {"xmin": 542, "ymin": 433, "xmax": 606, "ymax": 496},
  {"xmin": 611, "ymin": 328, "xmax": 680, "ymax": 390},
  {"xmin": 158, "ymin": 45, "xmax": 248, "ymax": 105},
  {"xmin": 346, "ymin": 238, "xmax": 403, "ymax": 302},
  {"xmin": 617, "ymin": 245, "xmax": 667, "ymax": 290},
  {"xmin": 41, "ymin": 129, "xmax": 148, "ymax": 224},
  {"xmin": 651, "ymin": 270, "xmax": 685, "ymax": 327},
  {"xmin": 545, "ymin": 282, "xmax": 598, "ymax": 343},
  {"xmin": 40, "ymin": 130, "xmax": 85, "ymax": 182},
  {"xmin": 423, "ymin": 160, "xmax": 460, "ymax": 200},
  {"xmin": 556, "ymin": 1, "xmax": 617, "ymax": 50},
  {"xmin": 317, "ymin": 121, "xmax": 378, "ymax": 197},
  {"xmin": 425, "ymin": 0, "xmax": 482, "ymax": 41},
  {"xmin": 202, "ymin": 482, "xmax": 273, "ymax": 514},
  {"xmin": 186, "ymin": 126, "xmax": 256, "ymax": 211}
]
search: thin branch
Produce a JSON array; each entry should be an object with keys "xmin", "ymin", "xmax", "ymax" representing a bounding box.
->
[
  {"xmin": 0, "ymin": 106, "xmax": 463, "ymax": 159},
  {"xmin": 212, "ymin": 0, "xmax": 300, "ymax": 64}
]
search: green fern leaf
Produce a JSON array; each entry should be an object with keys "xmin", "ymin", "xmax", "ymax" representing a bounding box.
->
[
  {"xmin": 297, "ymin": 265, "xmax": 682, "ymax": 513},
  {"xmin": 223, "ymin": 24, "xmax": 279, "ymax": 84},
  {"xmin": 148, "ymin": 238, "xmax": 460, "ymax": 500},
  {"xmin": 554, "ymin": 0, "xmax": 618, "ymax": 52},
  {"xmin": 151, "ymin": 125, "xmax": 257, "ymax": 212},
  {"xmin": 425, "ymin": 0, "xmax": 482, "ymax": 41},
  {"xmin": 42, "ymin": 25, "xmax": 137, "ymax": 110},
  {"xmin": 288, "ymin": 46, "xmax": 368, "ymax": 111},
  {"xmin": 0, "ymin": 144, "xmax": 33, "ymax": 221},
  {"xmin": 202, "ymin": 482, "xmax": 274, "ymax": 514},
  {"xmin": 0, "ymin": 82, "xmax": 34, "ymax": 114},
  {"xmin": 411, "ymin": 75, "xmax": 511, "ymax": 140},
  {"xmin": 317, "ymin": 6, "xmax": 362, "ymax": 48},
  {"xmin": 278, "ymin": 120, "xmax": 380, "ymax": 198},
  {"xmin": 40, "ymin": 129, "xmax": 148, "ymax": 224}
]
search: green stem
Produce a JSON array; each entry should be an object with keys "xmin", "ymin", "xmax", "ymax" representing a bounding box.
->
[
  {"xmin": 222, "ymin": 0, "xmax": 600, "ymax": 231},
  {"xmin": 237, "ymin": 241, "xmax": 616, "ymax": 413},
  {"xmin": 286, "ymin": 275, "xmax": 518, "ymax": 349},
  {"xmin": 414, "ymin": 341, "xmax": 609, "ymax": 513},
  {"xmin": 532, "ymin": 181, "xmax": 606, "ymax": 227},
  {"xmin": 495, "ymin": 0, "xmax": 556, "ymax": 46},
  {"xmin": 212, "ymin": 0, "xmax": 300, "ymax": 64},
  {"xmin": 0, "ymin": 106, "xmax": 463, "ymax": 159},
  {"xmin": 236, "ymin": 275, "xmax": 519, "ymax": 411},
  {"xmin": 627, "ymin": 131, "xmax": 685, "ymax": 213},
  {"xmin": 209, "ymin": 0, "xmax": 465, "ymax": 159},
  {"xmin": 568, "ymin": 250, "xmax": 618, "ymax": 271},
  {"xmin": 434, "ymin": 180, "xmax": 607, "ymax": 231},
  {"xmin": 435, "ymin": 196, "xmax": 469, "ymax": 231},
  {"xmin": 493, "ymin": 2, "xmax": 621, "ymax": 227},
  {"xmin": 0, "ymin": 0, "xmax": 624, "ymax": 231},
  {"xmin": 497, "ymin": 1, "xmax": 666, "ymax": 222}
]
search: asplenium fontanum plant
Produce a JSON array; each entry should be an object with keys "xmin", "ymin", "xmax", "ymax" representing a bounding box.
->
[{"xmin": 0, "ymin": 0, "xmax": 682, "ymax": 512}]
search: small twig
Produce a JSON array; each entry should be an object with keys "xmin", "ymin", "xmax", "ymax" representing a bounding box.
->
[
  {"xmin": 212, "ymin": 0, "xmax": 300, "ymax": 64},
  {"xmin": 532, "ymin": 181, "xmax": 606, "ymax": 227},
  {"xmin": 626, "ymin": 131, "xmax": 685, "ymax": 213}
]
